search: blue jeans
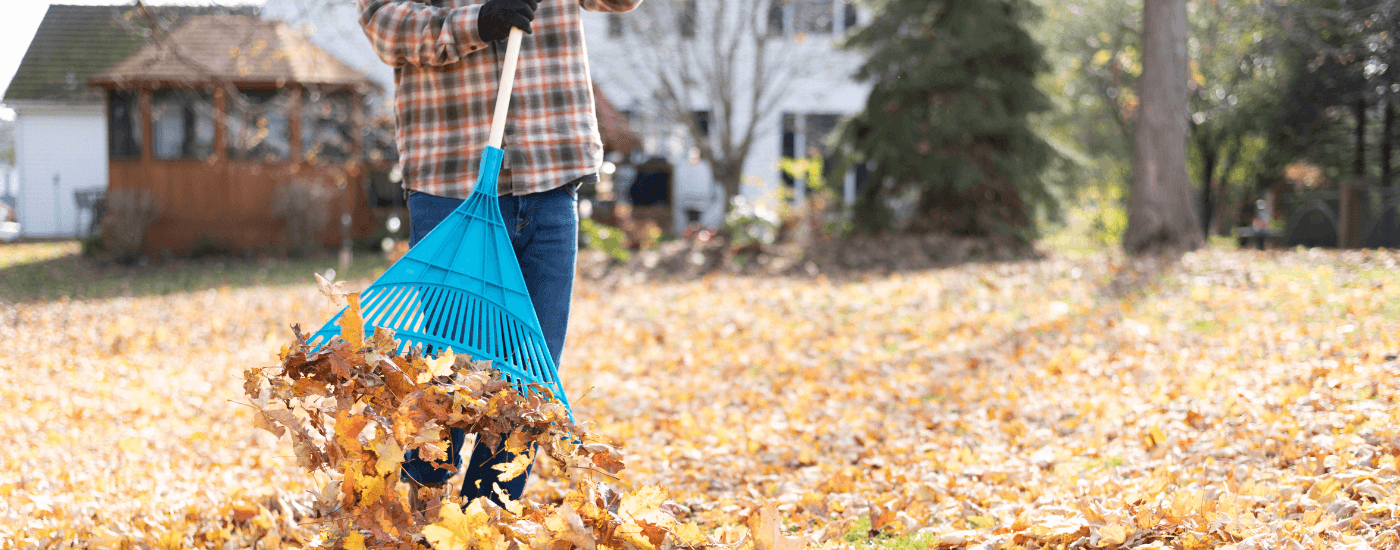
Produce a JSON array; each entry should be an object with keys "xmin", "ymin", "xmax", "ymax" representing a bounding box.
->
[{"xmin": 399, "ymin": 184, "xmax": 577, "ymax": 503}]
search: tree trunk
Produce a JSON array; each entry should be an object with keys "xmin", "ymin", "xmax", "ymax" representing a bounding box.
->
[
  {"xmin": 1123, "ymin": 0, "xmax": 1202, "ymax": 255},
  {"xmin": 1355, "ymin": 98, "xmax": 1366, "ymax": 177},
  {"xmin": 1382, "ymin": 101, "xmax": 1394, "ymax": 187},
  {"xmin": 1200, "ymin": 148, "xmax": 1216, "ymax": 237},
  {"xmin": 853, "ymin": 172, "xmax": 891, "ymax": 233},
  {"xmin": 714, "ymin": 160, "xmax": 743, "ymax": 212}
]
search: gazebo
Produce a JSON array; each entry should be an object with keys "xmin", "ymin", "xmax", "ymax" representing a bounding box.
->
[{"xmin": 89, "ymin": 14, "xmax": 385, "ymax": 254}]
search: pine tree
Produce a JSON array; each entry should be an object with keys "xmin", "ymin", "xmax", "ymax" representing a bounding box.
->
[{"xmin": 840, "ymin": 0, "xmax": 1054, "ymax": 236}]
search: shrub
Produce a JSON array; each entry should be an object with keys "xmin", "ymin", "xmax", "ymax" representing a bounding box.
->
[
  {"xmin": 80, "ymin": 234, "xmax": 104, "ymax": 258},
  {"xmin": 269, "ymin": 179, "xmax": 334, "ymax": 256},
  {"xmin": 723, "ymin": 195, "xmax": 780, "ymax": 250},
  {"xmin": 187, "ymin": 235, "xmax": 233, "ymax": 259},
  {"xmin": 579, "ymin": 218, "xmax": 631, "ymax": 263},
  {"xmin": 100, "ymin": 189, "xmax": 160, "ymax": 263}
]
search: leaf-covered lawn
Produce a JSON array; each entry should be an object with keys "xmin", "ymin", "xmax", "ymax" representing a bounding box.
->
[{"xmin": 2, "ymin": 246, "xmax": 1399, "ymax": 549}]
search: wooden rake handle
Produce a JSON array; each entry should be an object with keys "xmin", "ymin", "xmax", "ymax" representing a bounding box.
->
[{"xmin": 488, "ymin": 27, "xmax": 525, "ymax": 149}]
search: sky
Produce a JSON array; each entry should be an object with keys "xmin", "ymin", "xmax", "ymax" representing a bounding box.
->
[{"xmin": 0, "ymin": 0, "xmax": 266, "ymax": 119}]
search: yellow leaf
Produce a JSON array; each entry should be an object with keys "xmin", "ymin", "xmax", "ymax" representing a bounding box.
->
[
  {"xmin": 616, "ymin": 522, "xmax": 660, "ymax": 550},
  {"xmin": 494, "ymin": 485, "xmax": 524, "ymax": 516},
  {"xmin": 252, "ymin": 414, "xmax": 285, "ymax": 438},
  {"xmin": 748, "ymin": 503, "xmax": 807, "ymax": 550},
  {"xmin": 1097, "ymin": 524, "xmax": 1129, "ymax": 545},
  {"xmin": 342, "ymin": 531, "xmax": 366, "ymax": 550},
  {"xmin": 357, "ymin": 472, "xmax": 385, "ymax": 505},
  {"xmin": 491, "ymin": 451, "xmax": 533, "ymax": 482},
  {"xmin": 936, "ymin": 530, "xmax": 976, "ymax": 547},
  {"xmin": 620, "ymin": 485, "xmax": 668, "ymax": 517},
  {"xmin": 1144, "ymin": 424, "xmax": 1167, "ymax": 451},
  {"xmin": 543, "ymin": 504, "xmax": 596, "ymax": 550},
  {"xmin": 417, "ymin": 442, "xmax": 449, "ymax": 464},
  {"xmin": 258, "ymin": 532, "xmax": 283, "ymax": 549},
  {"xmin": 335, "ymin": 411, "xmax": 370, "ymax": 452},
  {"xmin": 673, "ymin": 522, "xmax": 708, "ymax": 547},
  {"xmin": 419, "ymin": 348, "xmax": 455, "ymax": 383},
  {"xmin": 341, "ymin": 293, "xmax": 365, "ymax": 348},
  {"xmin": 423, "ymin": 500, "xmax": 501, "ymax": 550},
  {"xmin": 1169, "ymin": 490, "xmax": 1205, "ymax": 519},
  {"xmin": 374, "ymin": 436, "xmax": 404, "ymax": 477},
  {"xmin": 315, "ymin": 271, "xmax": 348, "ymax": 304},
  {"xmin": 1308, "ymin": 477, "xmax": 1341, "ymax": 503},
  {"xmin": 502, "ymin": 430, "xmax": 533, "ymax": 454},
  {"xmin": 1033, "ymin": 514, "xmax": 1086, "ymax": 538}
]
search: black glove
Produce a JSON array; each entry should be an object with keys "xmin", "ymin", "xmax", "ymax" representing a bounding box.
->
[{"xmin": 478, "ymin": 0, "xmax": 539, "ymax": 42}]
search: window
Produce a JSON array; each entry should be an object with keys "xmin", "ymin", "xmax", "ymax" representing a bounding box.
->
[
  {"xmin": 301, "ymin": 90, "xmax": 355, "ymax": 163},
  {"xmin": 769, "ymin": 1, "xmax": 858, "ymax": 35},
  {"xmin": 804, "ymin": 114, "xmax": 840, "ymax": 155},
  {"xmin": 693, "ymin": 110, "xmax": 711, "ymax": 138},
  {"xmin": 228, "ymin": 89, "xmax": 291, "ymax": 161},
  {"xmin": 679, "ymin": 0, "xmax": 697, "ymax": 39},
  {"xmin": 781, "ymin": 112, "xmax": 842, "ymax": 190},
  {"xmin": 151, "ymin": 89, "xmax": 215, "ymax": 160},
  {"xmin": 108, "ymin": 90, "xmax": 141, "ymax": 159},
  {"xmin": 768, "ymin": 1, "xmax": 785, "ymax": 35},
  {"xmin": 794, "ymin": 0, "xmax": 834, "ymax": 33},
  {"xmin": 781, "ymin": 113, "xmax": 797, "ymax": 189},
  {"xmin": 608, "ymin": 13, "xmax": 624, "ymax": 38}
]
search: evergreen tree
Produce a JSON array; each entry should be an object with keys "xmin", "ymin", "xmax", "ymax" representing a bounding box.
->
[
  {"xmin": 839, "ymin": 0, "xmax": 1054, "ymax": 237},
  {"xmin": 1265, "ymin": 0, "xmax": 1398, "ymax": 183}
]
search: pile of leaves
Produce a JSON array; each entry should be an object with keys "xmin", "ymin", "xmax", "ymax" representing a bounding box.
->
[{"xmin": 242, "ymin": 293, "xmax": 712, "ymax": 549}]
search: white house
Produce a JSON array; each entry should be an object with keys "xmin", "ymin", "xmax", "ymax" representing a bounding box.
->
[
  {"xmin": 583, "ymin": 0, "xmax": 872, "ymax": 232},
  {"xmin": 2, "ymin": 4, "xmax": 256, "ymax": 240},
  {"xmin": 9, "ymin": 101, "xmax": 107, "ymax": 238},
  {"xmin": 260, "ymin": 0, "xmax": 873, "ymax": 234}
]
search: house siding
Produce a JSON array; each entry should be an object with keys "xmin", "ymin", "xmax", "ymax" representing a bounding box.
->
[
  {"xmin": 581, "ymin": 3, "xmax": 871, "ymax": 233},
  {"xmin": 12, "ymin": 103, "xmax": 107, "ymax": 238}
]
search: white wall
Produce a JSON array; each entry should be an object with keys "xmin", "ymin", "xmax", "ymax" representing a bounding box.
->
[{"xmin": 11, "ymin": 102, "xmax": 107, "ymax": 238}]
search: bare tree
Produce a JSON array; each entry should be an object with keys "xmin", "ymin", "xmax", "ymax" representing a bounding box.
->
[
  {"xmin": 609, "ymin": 0, "xmax": 830, "ymax": 210},
  {"xmin": 1123, "ymin": 0, "xmax": 1202, "ymax": 255}
]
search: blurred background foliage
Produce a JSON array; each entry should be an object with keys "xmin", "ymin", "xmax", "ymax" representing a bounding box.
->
[{"xmin": 839, "ymin": 0, "xmax": 1398, "ymax": 248}]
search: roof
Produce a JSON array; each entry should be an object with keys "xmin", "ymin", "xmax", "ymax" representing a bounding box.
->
[
  {"xmin": 4, "ymin": 4, "xmax": 257, "ymax": 103},
  {"xmin": 90, "ymin": 15, "xmax": 377, "ymax": 90}
]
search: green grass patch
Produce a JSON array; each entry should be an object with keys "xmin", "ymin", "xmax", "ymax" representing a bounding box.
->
[
  {"xmin": 839, "ymin": 517, "xmax": 935, "ymax": 550},
  {"xmin": 0, "ymin": 241, "xmax": 391, "ymax": 303}
]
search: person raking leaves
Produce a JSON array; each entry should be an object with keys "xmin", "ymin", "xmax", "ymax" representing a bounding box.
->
[{"xmin": 356, "ymin": 0, "xmax": 643, "ymax": 508}]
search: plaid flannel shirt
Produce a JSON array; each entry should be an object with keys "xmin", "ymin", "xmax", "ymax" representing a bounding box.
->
[{"xmin": 358, "ymin": 0, "xmax": 642, "ymax": 197}]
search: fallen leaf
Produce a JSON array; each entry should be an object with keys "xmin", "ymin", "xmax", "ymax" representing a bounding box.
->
[
  {"xmin": 748, "ymin": 503, "xmax": 806, "ymax": 550},
  {"xmin": 492, "ymin": 451, "xmax": 533, "ymax": 482}
]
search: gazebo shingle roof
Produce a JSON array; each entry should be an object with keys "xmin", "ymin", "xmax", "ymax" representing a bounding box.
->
[
  {"xmin": 90, "ymin": 15, "xmax": 376, "ymax": 90},
  {"xmin": 4, "ymin": 4, "xmax": 257, "ymax": 103}
]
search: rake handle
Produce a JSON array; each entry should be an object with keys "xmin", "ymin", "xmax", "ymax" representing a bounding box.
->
[{"xmin": 488, "ymin": 27, "xmax": 524, "ymax": 150}]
